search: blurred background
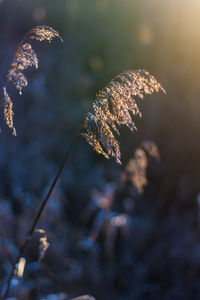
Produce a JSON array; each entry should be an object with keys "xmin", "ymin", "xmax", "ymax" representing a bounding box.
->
[{"xmin": 0, "ymin": 0, "xmax": 200, "ymax": 299}]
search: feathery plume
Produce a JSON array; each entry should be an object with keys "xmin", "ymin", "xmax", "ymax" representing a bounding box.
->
[
  {"xmin": 121, "ymin": 148, "xmax": 148, "ymax": 193},
  {"xmin": 80, "ymin": 70, "xmax": 165, "ymax": 164},
  {"xmin": 7, "ymin": 43, "xmax": 38, "ymax": 95},
  {"xmin": 27, "ymin": 25, "xmax": 63, "ymax": 42},
  {"xmin": 2, "ymin": 25, "xmax": 62, "ymax": 134},
  {"xmin": 3, "ymin": 87, "xmax": 16, "ymax": 136}
]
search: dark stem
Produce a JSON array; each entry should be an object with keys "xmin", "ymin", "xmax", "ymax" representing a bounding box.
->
[{"xmin": 1, "ymin": 130, "xmax": 79, "ymax": 300}]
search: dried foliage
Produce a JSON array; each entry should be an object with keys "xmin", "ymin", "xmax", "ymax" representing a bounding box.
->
[
  {"xmin": 2, "ymin": 25, "xmax": 62, "ymax": 135},
  {"xmin": 28, "ymin": 25, "xmax": 63, "ymax": 42},
  {"xmin": 121, "ymin": 140, "xmax": 161, "ymax": 194},
  {"xmin": 1, "ymin": 135, "xmax": 200, "ymax": 299},
  {"xmin": 80, "ymin": 70, "xmax": 165, "ymax": 164},
  {"xmin": 3, "ymin": 87, "xmax": 16, "ymax": 136},
  {"xmin": 7, "ymin": 43, "xmax": 38, "ymax": 95},
  {"xmin": 121, "ymin": 148, "xmax": 148, "ymax": 193},
  {"xmin": 80, "ymin": 141, "xmax": 161, "ymax": 261}
]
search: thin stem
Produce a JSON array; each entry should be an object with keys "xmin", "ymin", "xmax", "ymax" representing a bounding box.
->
[{"xmin": 1, "ymin": 130, "xmax": 79, "ymax": 300}]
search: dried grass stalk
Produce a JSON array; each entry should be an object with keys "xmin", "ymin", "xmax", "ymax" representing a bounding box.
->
[
  {"xmin": 80, "ymin": 70, "xmax": 165, "ymax": 164},
  {"xmin": 2, "ymin": 25, "xmax": 62, "ymax": 135}
]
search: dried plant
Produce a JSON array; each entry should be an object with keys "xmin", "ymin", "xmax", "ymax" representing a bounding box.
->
[
  {"xmin": 121, "ymin": 148, "xmax": 148, "ymax": 193},
  {"xmin": 1, "ymin": 25, "xmax": 165, "ymax": 299},
  {"xmin": 35, "ymin": 229, "xmax": 50, "ymax": 262},
  {"xmin": 3, "ymin": 87, "xmax": 16, "ymax": 136},
  {"xmin": 2, "ymin": 25, "xmax": 62, "ymax": 135},
  {"xmin": 80, "ymin": 70, "xmax": 165, "ymax": 164},
  {"xmin": 121, "ymin": 140, "xmax": 161, "ymax": 194}
]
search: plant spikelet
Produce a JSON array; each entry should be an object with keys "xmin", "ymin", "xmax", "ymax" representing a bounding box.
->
[
  {"xmin": 7, "ymin": 43, "xmax": 38, "ymax": 94},
  {"xmin": 7, "ymin": 25, "xmax": 62, "ymax": 95},
  {"xmin": 80, "ymin": 70, "xmax": 165, "ymax": 164},
  {"xmin": 2, "ymin": 25, "xmax": 62, "ymax": 134},
  {"xmin": 121, "ymin": 148, "xmax": 148, "ymax": 193},
  {"xmin": 3, "ymin": 87, "xmax": 16, "ymax": 136},
  {"xmin": 28, "ymin": 25, "xmax": 63, "ymax": 42}
]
